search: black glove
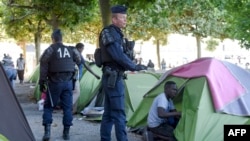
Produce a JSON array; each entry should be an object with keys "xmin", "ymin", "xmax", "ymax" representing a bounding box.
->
[{"xmin": 135, "ymin": 65, "xmax": 147, "ymax": 71}]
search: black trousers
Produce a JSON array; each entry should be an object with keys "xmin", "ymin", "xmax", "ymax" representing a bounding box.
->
[
  {"xmin": 17, "ymin": 70, "xmax": 24, "ymax": 81},
  {"xmin": 149, "ymin": 117, "xmax": 179, "ymax": 140},
  {"xmin": 149, "ymin": 123, "xmax": 175, "ymax": 137}
]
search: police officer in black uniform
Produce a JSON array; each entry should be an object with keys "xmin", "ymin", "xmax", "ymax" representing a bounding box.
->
[
  {"xmin": 39, "ymin": 29, "xmax": 81, "ymax": 141},
  {"xmin": 99, "ymin": 5, "xmax": 146, "ymax": 141}
]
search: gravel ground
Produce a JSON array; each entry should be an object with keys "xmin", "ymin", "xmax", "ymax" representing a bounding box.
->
[{"xmin": 14, "ymin": 82, "xmax": 143, "ymax": 141}]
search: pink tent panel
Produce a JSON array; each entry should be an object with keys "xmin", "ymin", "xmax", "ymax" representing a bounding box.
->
[{"xmin": 170, "ymin": 57, "xmax": 245, "ymax": 111}]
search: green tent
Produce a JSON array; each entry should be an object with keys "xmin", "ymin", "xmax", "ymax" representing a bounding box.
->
[
  {"xmin": 0, "ymin": 134, "xmax": 9, "ymax": 141},
  {"xmin": 76, "ymin": 64, "xmax": 102, "ymax": 112},
  {"xmin": 127, "ymin": 58, "xmax": 250, "ymax": 141},
  {"xmin": 28, "ymin": 64, "xmax": 40, "ymax": 83},
  {"xmin": 30, "ymin": 62, "xmax": 97, "ymax": 101},
  {"xmin": 30, "ymin": 63, "xmax": 161, "ymax": 121},
  {"xmin": 27, "ymin": 64, "xmax": 40, "ymax": 101},
  {"xmin": 78, "ymin": 66, "xmax": 161, "ymax": 120}
]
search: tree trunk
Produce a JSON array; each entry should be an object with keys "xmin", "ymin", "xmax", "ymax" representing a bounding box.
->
[
  {"xmin": 99, "ymin": 0, "xmax": 111, "ymax": 27},
  {"xmin": 96, "ymin": 30, "xmax": 100, "ymax": 48},
  {"xmin": 196, "ymin": 35, "xmax": 201, "ymax": 58},
  {"xmin": 18, "ymin": 41, "xmax": 26, "ymax": 71},
  {"xmin": 18, "ymin": 41, "xmax": 26, "ymax": 57},
  {"xmin": 156, "ymin": 40, "xmax": 160, "ymax": 69},
  {"xmin": 34, "ymin": 32, "xmax": 42, "ymax": 65}
]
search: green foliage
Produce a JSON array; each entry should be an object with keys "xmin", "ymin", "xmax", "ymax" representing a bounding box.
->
[
  {"xmin": 125, "ymin": 0, "xmax": 170, "ymax": 45},
  {"xmin": 117, "ymin": 0, "xmax": 227, "ymax": 48},
  {"xmin": 2, "ymin": 0, "xmax": 99, "ymax": 43},
  {"xmin": 224, "ymin": 0, "xmax": 250, "ymax": 49},
  {"xmin": 167, "ymin": 0, "xmax": 227, "ymax": 38},
  {"xmin": 111, "ymin": 0, "xmax": 157, "ymax": 9},
  {"xmin": 1, "ymin": 0, "xmax": 250, "ymax": 51},
  {"xmin": 205, "ymin": 39, "xmax": 219, "ymax": 52},
  {"xmin": 62, "ymin": 17, "xmax": 102, "ymax": 44}
]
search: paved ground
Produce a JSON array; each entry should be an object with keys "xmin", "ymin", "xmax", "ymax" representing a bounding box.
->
[{"xmin": 14, "ymin": 82, "xmax": 143, "ymax": 141}]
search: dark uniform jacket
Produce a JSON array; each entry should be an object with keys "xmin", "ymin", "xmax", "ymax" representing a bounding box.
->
[
  {"xmin": 39, "ymin": 43, "xmax": 81, "ymax": 84},
  {"xmin": 100, "ymin": 24, "xmax": 136, "ymax": 72}
]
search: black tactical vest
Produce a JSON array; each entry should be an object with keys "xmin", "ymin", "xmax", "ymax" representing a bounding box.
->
[
  {"xmin": 100, "ymin": 25, "xmax": 123, "ymax": 64},
  {"xmin": 48, "ymin": 44, "xmax": 75, "ymax": 72}
]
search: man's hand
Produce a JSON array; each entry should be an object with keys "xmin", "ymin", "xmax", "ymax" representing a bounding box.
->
[
  {"xmin": 135, "ymin": 65, "xmax": 147, "ymax": 71},
  {"xmin": 175, "ymin": 112, "xmax": 182, "ymax": 119}
]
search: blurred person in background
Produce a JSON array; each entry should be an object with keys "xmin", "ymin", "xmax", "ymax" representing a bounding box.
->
[
  {"xmin": 2, "ymin": 54, "xmax": 17, "ymax": 87},
  {"xmin": 16, "ymin": 53, "xmax": 25, "ymax": 84}
]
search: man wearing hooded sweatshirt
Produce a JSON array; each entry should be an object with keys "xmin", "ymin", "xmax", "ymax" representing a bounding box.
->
[{"xmin": 2, "ymin": 54, "xmax": 17, "ymax": 87}]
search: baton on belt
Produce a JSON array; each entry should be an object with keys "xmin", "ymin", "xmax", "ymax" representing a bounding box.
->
[{"xmin": 46, "ymin": 82, "xmax": 54, "ymax": 107}]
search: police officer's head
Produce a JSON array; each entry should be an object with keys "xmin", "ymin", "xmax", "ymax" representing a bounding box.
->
[
  {"xmin": 111, "ymin": 5, "xmax": 127, "ymax": 28},
  {"xmin": 51, "ymin": 29, "xmax": 62, "ymax": 43}
]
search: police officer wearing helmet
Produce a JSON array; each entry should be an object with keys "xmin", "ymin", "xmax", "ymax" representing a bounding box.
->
[
  {"xmin": 99, "ymin": 5, "xmax": 146, "ymax": 141},
  {"xmin": 39, "ymin": 29, "xmax": 81, "ymax": 141}
]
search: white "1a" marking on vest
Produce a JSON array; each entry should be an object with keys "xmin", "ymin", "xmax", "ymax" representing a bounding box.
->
[{"xmin": 57, "ymin": 48, "xmax": 71, "ymax": 58}]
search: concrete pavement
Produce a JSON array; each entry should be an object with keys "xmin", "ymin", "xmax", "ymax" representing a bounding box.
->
[{"xmin": 15, "ymin": 82, "xmax": 142, "ymax": 141}]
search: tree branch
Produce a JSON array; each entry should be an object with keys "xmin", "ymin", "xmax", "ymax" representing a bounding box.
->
[
  {"xmin": 72, "ymin": 0, "xmax": 88, "ymax": 6},
  {"xmin": 9, "ymin": 12, "xmax": 35, "ymax": 23},
  {"xmin": 6, "ymin": 2, "xmax": 49, "ymax": 11}
]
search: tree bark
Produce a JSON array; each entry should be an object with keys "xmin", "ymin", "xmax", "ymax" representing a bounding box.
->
[
  {"xmin": 156, "ymin": 40, "xmax": 160, "ymax": 69},
  {"xmin": 196, "ymin": 35, "xmax": 201, "ymax": 58},
  {"xmin": 99, "ymin": 0, "xmax": 111, "ymax": 27},
  {"xmin": 34, "ymin": 32, "xmax": 42, "ymax": 65}
]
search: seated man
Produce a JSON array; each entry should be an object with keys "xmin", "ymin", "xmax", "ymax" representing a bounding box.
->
[
  {"xmin": 147, "ymin": 81, "xmax": 181, "ymax": 141},
  {"xmin": 2, "ymin": 55, "xmax": 17, "ymax": 87}
]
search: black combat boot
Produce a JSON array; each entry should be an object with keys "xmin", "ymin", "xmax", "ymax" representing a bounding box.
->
[
  {"xmin": 42, "ymin": 124, "xmax": 51, "ymax": 141},
  {"xmin": 63, "ymin": 126, "xmax": 70, "ymax": 140}
]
